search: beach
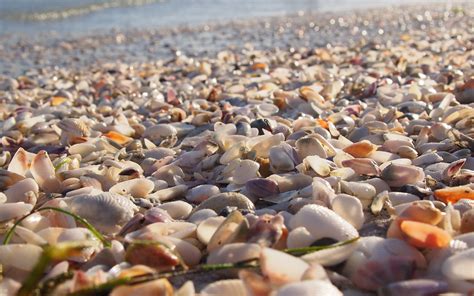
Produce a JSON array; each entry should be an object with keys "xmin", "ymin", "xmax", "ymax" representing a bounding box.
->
[{"xmin": 0, "ymin": 1, "xmax": 473, "ymax": 295}]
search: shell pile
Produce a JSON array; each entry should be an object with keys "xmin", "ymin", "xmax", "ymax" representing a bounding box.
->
[{"xmin": 0, "ymin": 3, "xmax": 473, "ymax": 296}]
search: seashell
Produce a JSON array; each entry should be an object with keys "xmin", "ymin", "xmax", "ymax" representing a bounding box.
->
[
  {"xmin": 232, "ymin": 159, "xmax": 260, "ymax": 185},
  {"xmin": 369, "ymin": 150, "xmax": 400, "ymax": 164},
  {"xmin": 380, "ymin": 279, "xmax": 448, "ymax": 296},
  {"xmin": 343, "ymin": 140, "xmax": 377, "ymax": 158},
  {"xmin": 186, "ymin": 185, "xmax": 220, "ymax": 204},
  {"xmin": 341, "ymin": 158, "xmax": 381, "ymax": 176},
  {"xmin": 175, "ymin": 281, "xmax": 194, "ymax": 296},
  {"xmin": 125, "ymin": 242, "xmax": 180, "ymax": 271},
  {"xmin": 147, "ymin": 184, "xmax": 188, "ymax": 202},
  {"xmin": 290, "ymin": 204, "xmax": 358, "ymax": 240},
  {"xmin": 260, "ymin": 247, "xmax": 309, "ymax": 285},
  {"xmin": 351, "ymin": 257, "xmax": 416, "ymax": 291},
  {"xmin": 387, "ymin": 192, "xmax": 420, "ymax": 206},
  {"xmin": 399, "ymin": 220, "xmax": 451, "ymax": 248},
  {"xmin": 65, "ymin": 192, "xmax": 138, "ymax": 234},
  {"xmin": 311, "ymin": 177, "xmax": 335, "ymax": 206},
  {"xmin": 7, "ymin": 148, "xmax": 33, "ymax": 176},
  {"xmin": 251, "ymin": 133, "xmax": 285, "ymax": 158},
  {"xmin": 304, "ymin": 155, "xmax": 332, "ymax": 177},
  {"xmin": 192, "ymin": 192, "xmax": 255, "ymax": 214},
  {"xmin": 68, "ymin": 143, "xmax": 97, "ymax": 157},
  {"xmin": 267, "ymin": 173, "xmax": 312, "ymax": 192},
  {"xmin": 434, "ymin": 184, "xmax": 474, "ymax": 204},
  {"xmin": 30, "ymin": 151, "xmax": 61, "ymax": 193},
  {"xmin": 126, "ymin": 221, "xmax": 196, "ymax": 242},
  {"xmin": 381, "ymin": 163, "xmax": 425, "ymax": 187},
  {"xmin": 207, "ymin": 210, "xmax": 249, "ymax": 251},
  {"xmin": 152, "ymin": 164, "xmax": 185, "ymax": 186},
  {"xmin": 197, "ymin": 216, "xmax": 225, "ymax": 245},
  {"xmin": 247, "ymin": 214, "xmax": 286, "ymax": 247},
  {"xmin": 296, "ymin": 136, "xmax": 327, "ymax": 159},
  {"xmin": 245, "ymin": 178, "xmax": 279, "ymax": 199},
  {"xmin": 201, "ymin": 279, "xmax": 246, "ymax": 296},
  {"xmin": 207, "ymin": 243, "xmax": 261, "ymax": 264},
  {"xmin": 269, "ymin": 143, "xmax": 298, "ymax": 172},
  {"xmin": 340, "ymin": 181, "xmax": 376, "ymax": 207},
  {"xmin": 58, "ymin": 118, "xmax": 90, "ymax": 137},
  {"xmin": 0, "ymin": 278, "xmax": 20, "ymax": 296},
  {"xmin": 332, "ymin": 194, "xmax": 365, "ymax": 230},
  {"xmin": 275, "ymin": 280, "xmax": 342, "ymax": 296},
  {"xmin": 0, "ymin": 202, "xmax": 33, "ymax": 222},
  {"xmin": 110, "ymin": 279, "xmax": 173, "ymax": 296},
  {"xmin": 442, "ymin": 248, "xmax": 474, "ymax": 281},
  {"xmin": 187, "ymin": 209, "xmax": 217, "ymax": 225},
  {"xmin": 158, "ymin": 201, "xmax": 192, "ymax": 220},
  {"xmin": 103, "ymin": 131, "xmax": 133, "ymax": 146},
  {"xmin": 290, "ymin": 204, "xmax": 358, "ymax": 265},
  {"xmin": 143, "ymin": 124, "xmax": 177, "ymax": 141},
  {"xmin": 5, "ymin": 178, "xmax": 38, "ymax": 204},
  {"xmin": 0, "ymin": 170, "xmax": 25, "ymax": 190},
  {"xmin": 412, "ymin": 152, "xmax": 443, "ymax": 167},
  {"xmin": 398, "ymin": 202, "xmax": 443, "ymax": 225},
  {"xmin": 0, "ymin": 244, "xmax": 43, "ymax": 272},
  {"xmin": 287, "ymin": 227, "xmax": 314, "ymax": 249},
  {"xmin": 461, "ymin": 209, "xmax": 474, "ymax": 233},
  {"xmin": 109, "ymin": 178, "xmax": 155, "ymax": 198}
]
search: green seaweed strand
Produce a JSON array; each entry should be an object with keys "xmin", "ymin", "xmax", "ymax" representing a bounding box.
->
[{"xmin": 2, "ymin": 206, "xmax": 110, "ymax": 247}]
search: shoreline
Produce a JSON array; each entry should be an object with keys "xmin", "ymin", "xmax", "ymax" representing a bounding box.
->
[{"xmin": 1, "ymin": 2, "xmax": 472, "ymax": 77}]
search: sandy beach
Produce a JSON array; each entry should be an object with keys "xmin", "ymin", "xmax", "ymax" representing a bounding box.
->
[{"xmin": 0, "ymin": 1, "xmax": 473, "ymax": 295}]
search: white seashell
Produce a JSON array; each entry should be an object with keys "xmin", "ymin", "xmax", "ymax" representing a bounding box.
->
[
  {"xmin": 197, "ymin": 216, "xmax": 225, "ymax": 245},
  {"xmin": 147, "ymin": 184, "xmax": 188, "ymax": 202},
  {"xmin": 187, "ymin": 209, "xmax": 218, "ymax": 224},
  {"xmin": 68, "ymin": 143, "xmax": 97, "ymax": 157},
  {"xmin": 152, "ymin": 164, "xmax": 185, "ymax": 186},
  {"xmin": 332, "ymin": 194, "xmax": 365, "ymax": 230},
  {"xmin": 260, "ymin": 247, "xmax": 309, "ymax": 284},
  {"xmin": 276, "ymin": 280, "xmax": 342, "ymax": 296},
  {"xmin": 0, "ymin": 277, "xmax": 20, "ymax": 296},
  {"xmin": 290, "ymin": 204, "xmax": 358, "ymax": 241},
  {"xmin": 7, "ymin": 148, "xmax": 33, "ymax": 176},
  {"xmin": 442, "ymin": 248, "xmax": 474, "ymax": 281},
  {"xmin": 0, "ymin": 202, "xmax": 33, "ymax": 222},
  {"xmin": 143, "ymin": 124, "xmax": 177, "ymax": 140},
  {"xmin": 306, "ymin": 155, "xmax": 332, "ymax": 176},
  {"xmin": 201, "ymin": 279, "xmax": 246, "ymax": 296},
  {"xmin": 158, "ymin": 201, "xmax": 193, "ymax": 220},
  {"xmin": 232, "ymin": 160, "xmax": 260, "ymax": 185},
  {"xmin": 175, "ymin": 281, "xmax": 195, "ymax": 296},
  {"xmin": 153, "ymin": 236, "xmax": 201, "ymax": 266},
  {"xmin": 388, "ymin": 192, "xmax": 420, "ymax": 206},
  {"xmin": 0, "ymin": 244, "xmax": 43, "ymax": 271},
  {"xmin": 126, "ymin": 221, "xmax": 196, "ymax": 241},
  {"xmin": 12, "ymin": 225, "xmax": 47, "ymax": 245},
  {"xmin": 207, "ymin": 243, "xmax": 261, "ymax": 264},
  {"xmin": 109, "ymin": 178, "xmax": 155, "ymax": 198},
  {"xmin": 65, "ymin": 192, "xmax": 138, "ymax": 234},
  {"xmin": 30, "ymin": 151, "xmax": 61, "ymax": 193},
  {"xmin": 5, "ymin": 178, "xmax": 38, "ymax": 204},
  {"xmin": 251, "ymin": 133, "xmax": 285, "ymax": 158},
  {"xmin": 340, "ymin": 181, "xmax": 376, "ymax": 207},
  {"xmin": 296, "ymin": 137, "xmax": 328, "ymax": 159},
  {"xmin": 186, "ymin": 184, "xmax": 220, "ymax": 204},
  {"xmin": 287, "ymin": 227, "xmax": 315, "ymax": 249}
]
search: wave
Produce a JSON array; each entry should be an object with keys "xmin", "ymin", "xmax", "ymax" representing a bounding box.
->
[{"xmin": 1, "ymin": 0, "xmax": 164, "ymax": 22}]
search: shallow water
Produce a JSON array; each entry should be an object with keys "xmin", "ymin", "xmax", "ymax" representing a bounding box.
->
[{"xmin": 0, "ymin": 0, "xmax": 450, "ymax": 36}]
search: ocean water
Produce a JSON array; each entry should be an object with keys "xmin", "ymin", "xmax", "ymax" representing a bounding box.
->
[{"xmin": 0, "ymin": 0, "xmax": 451, "ymax": 36}]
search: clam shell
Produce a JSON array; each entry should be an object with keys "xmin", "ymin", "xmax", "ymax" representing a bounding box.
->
[
  {"xmin": 192, "ymin": 192, "xmax": 255, "ymax": 214},
  {"xmin": 109, "ymin": 178, "xmax": 155, "ymax": 198}
]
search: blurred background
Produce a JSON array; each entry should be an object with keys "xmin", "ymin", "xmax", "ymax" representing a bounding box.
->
[{"xmin": 0, "ymin": 0, "xmax": 450, "ymax": 36}]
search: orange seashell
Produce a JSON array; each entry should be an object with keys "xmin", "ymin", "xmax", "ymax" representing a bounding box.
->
[
  {"xmin": 251, "ymin": 62, "xmax": 268, "ymax": 71},
  {"xmin": 343, "ymin": 140, "xmax": 377, "ymax": 158},
  {"xmin": 50, "ymin": 96, "xmax": 67, "ymax": 106},
  {"xmin": 104, "ymin": 131, "xmax": 133, "ymax": 145},
  {"xmin": 317, "ymin": 119, "xmax": 329, "ymax": 130},
  {"xmin": 434, "ymin": 185, "xmax": 474, "ymax": 204},
  {"xmin": 399, "ymin": 220, "xmax": 451, "ymax": 249}
]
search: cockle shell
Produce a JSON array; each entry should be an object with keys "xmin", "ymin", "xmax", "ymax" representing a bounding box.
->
[{"xmin": 65, "ymin": 192, "xmax": 138, "ymax": 234}]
